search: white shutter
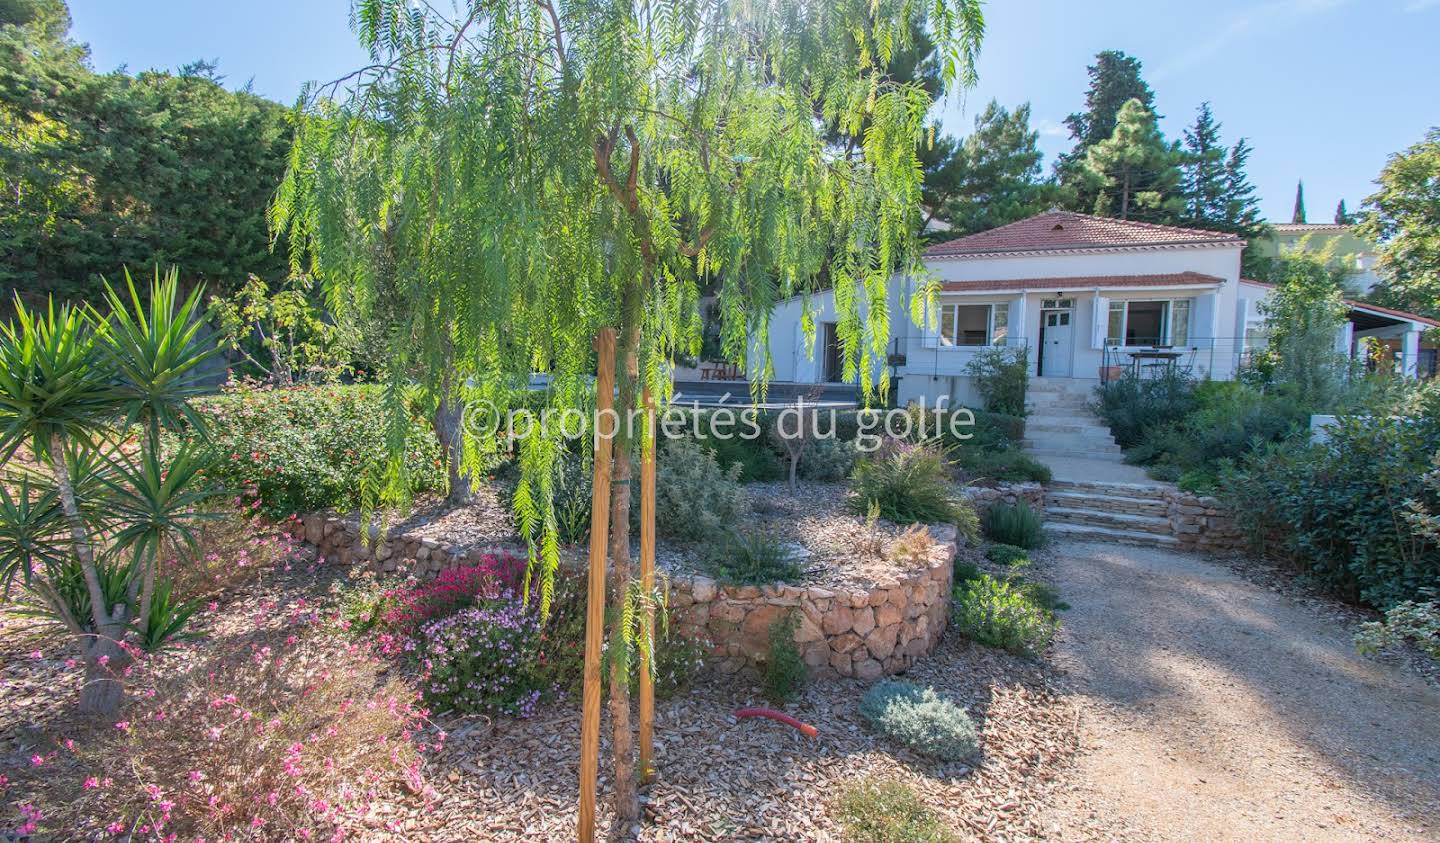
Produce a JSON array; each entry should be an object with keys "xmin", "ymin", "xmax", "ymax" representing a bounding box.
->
[
  {"xmin": 1091, "ymin": 295, "xmax": 1110, "ymax": 349},
  {"xmin": 1193, "ymin": 293, "xmax": 1218, "ymax": 344},
  {"xmin": 1009, "ymin": 295, "xmax": 1028, "ymax": 350},
  {"xmin": 921, "ymin": 298, "xmax": 939, "ymax": 349}
]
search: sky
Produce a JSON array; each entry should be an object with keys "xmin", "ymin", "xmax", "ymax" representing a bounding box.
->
[{"xmin": 66, "ymin": 0, "xmax": 1440, "ymax": 224}]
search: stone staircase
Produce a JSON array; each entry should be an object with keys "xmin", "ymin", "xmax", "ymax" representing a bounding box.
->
[
  {"xmin": 1044, "ymin": 479, "xmax": 1179, "ymax": 548},
  {"xmin": 1021, "ymin": 377, "xmax": 1123, "ymax": 461}
]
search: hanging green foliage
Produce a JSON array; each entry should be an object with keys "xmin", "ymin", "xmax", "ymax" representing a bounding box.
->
[{"xmin": 274, "ymin": 0, "xmax": 984, "ymax": 617}]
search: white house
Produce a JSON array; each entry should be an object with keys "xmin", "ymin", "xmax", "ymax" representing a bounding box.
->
[{"xmin": 759, "ymin": 210, "xmax": 1436, "ymax": 405}]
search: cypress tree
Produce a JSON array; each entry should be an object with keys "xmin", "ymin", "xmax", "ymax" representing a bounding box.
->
[
  {"xmin": 1335, "ymin": 199, "xmax": 1351, "ymax": 225},
  {"xmin": 1292, "ymin": 180, "xmax": 1307, "ymax": 224}
]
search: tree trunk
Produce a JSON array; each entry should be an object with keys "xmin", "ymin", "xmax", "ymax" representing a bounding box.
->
[
  {"xmin": 432, "ymin": 394, "xmax": 473, "ymax": 505},
  {"xmin": 78, "ymin": 631, "xmax": 129, "ymax": 716},
  {"xmin": 606, "ymin": 333, "xmax": 640, "ymax": 826}
]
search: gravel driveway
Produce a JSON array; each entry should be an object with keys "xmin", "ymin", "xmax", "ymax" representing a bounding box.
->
[{"xmin": 1037, "ymin": 540, "xmax": 1440, "ymax": 842}]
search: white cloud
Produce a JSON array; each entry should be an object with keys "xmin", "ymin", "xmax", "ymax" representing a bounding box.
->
[
  {"xmin": 1155, "ymin": 0, "xmax": 1348, "ymax": 80},
  {"xmin": 1035, "ymin": 118, "xmax": 1070, "ymax": 139}
]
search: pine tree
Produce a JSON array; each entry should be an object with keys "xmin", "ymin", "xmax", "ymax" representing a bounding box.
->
[
  {"xmin": 1335, "ymin": 199, "xmax": 1351, "ymax": 225},
  {"xmin": 937, "ymin": 100, "xmax": 1053, "ymax": 234},
  {"xmin": 1221, "ymin": 139, "xmax": 1263, "ymax": 231},
  {"xmin": 1292, "ymin": 180, "xmax": 1307, "ymax": 223},
  {"xmin": 1180, "ymin": 102, "xmax": 1227, "ymax": 225},
  {"xmin": 1057, "ymin": 50, "xmax": 1156, "ymax": 209},
  {"xmin": 1082, "ymin": 98, "xmax": 1181, "ymax": 221}
]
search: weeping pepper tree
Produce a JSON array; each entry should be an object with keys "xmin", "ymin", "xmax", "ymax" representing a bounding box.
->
[{"xmin": 273, "ymin": 0, "xmax": 982, "ymax": 823}]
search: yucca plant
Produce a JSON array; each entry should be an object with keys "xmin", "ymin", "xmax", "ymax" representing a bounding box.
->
[{"xmin": 0, "ymin": 267, "xmax": 222, "ymax": 713}]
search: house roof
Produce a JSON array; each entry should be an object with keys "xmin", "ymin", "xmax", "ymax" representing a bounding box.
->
[
  {"xmin": 1270, "ymin": 223, "xmax": 1351, "ymax": 234},
  {"xmin": 1239, "ymin": 279, "xmax": 1440, "ymax": 328},
  {"xmin": 925, "ymin": 210, "xmax": 1243, "ymax": 259},
  {"xmin": 941, "ymin": 271, "xmax": 1225, "ymax": 294}
]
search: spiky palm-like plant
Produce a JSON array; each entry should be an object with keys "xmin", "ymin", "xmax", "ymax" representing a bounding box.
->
[{"xmin": 0, "ymin": 267, "xmax": 222, "ymax": 713}]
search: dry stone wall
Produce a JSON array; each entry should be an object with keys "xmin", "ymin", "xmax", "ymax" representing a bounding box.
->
[
  {"xmin": 963, "ymin": 482, "xmax": 1045, "ymax": 517},
  {"xmin": 669, "ymin": 525, "xmax": 959, "ymax": 680},
  {"xmin": 1163, "ymin": 489, "xmax": 1247, "ymax": 553},
  {"xmin": 302, "ymin": 512, "xmax": 961, "ymax": 680}
]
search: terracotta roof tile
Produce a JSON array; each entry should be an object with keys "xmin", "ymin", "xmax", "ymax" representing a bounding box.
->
[
  {"xmin": 925, "ymin": 210, "xmax": 1242, "ymax": 258},
  {"xmin": 941, "ymin": 272, "xmax": 1225, "ymax": 293}
]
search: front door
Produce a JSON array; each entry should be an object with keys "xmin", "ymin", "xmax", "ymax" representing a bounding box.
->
[{"xmin": 1040, "ymin": 309, "xmax": 1073, "ymax": 377}]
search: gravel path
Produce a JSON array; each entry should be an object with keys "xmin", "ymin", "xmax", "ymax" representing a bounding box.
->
[{"xmin": 1037, "ymin": 540, "xmax": 1440, "ymax": 842}]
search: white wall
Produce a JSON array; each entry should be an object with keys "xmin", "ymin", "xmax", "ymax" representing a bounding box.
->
[{"xmin": 762, "ymin": 243, "xmax": 1251, "ymax": 405}]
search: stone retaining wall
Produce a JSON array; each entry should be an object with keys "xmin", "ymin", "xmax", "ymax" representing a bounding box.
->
[
  {"xmin": 303, "ymin": 511, "xmax": 961, "ymax": 680},
  {"xmin": 963, "ymin": 482, "xmax": 1046, "ymax": 516},
  {"xmin": 1163, "ymin": 490, "xmax": 1247, "ymax": 553},
  {"xmin": 669, "ymin": 525, "xmax": 958, "ymax": 680},
  {"xmin": 300, "ymin": 512, "xmax": 525, "ymax": 579}
]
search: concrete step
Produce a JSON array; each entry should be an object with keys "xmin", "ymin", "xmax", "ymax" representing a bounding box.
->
[
  {"xmin": 1022, "ymin": 437, "xmax": 1122, "ymax": 452},
  {"xmin": 1047, "ymin": 522, "xmax": 1181, "ymax": 548},
  {"xmin": 1045, "ymin": 490, "xmax": 1169, "ymax": 517},
  {"xmin": 1049, "ymin": 479, "xmax": 1171, "ymax": 500},
  {"xmin": 1026, "ymin": 421, "xmax": 1113, "ymax": 435},
  {"xmin": 1046, "ymin": 507, "xmax": 1172, "ymax": 534},
  {"xmin": 1026, "ymin": 447, "xmax": 1126, "ymax": 462}
]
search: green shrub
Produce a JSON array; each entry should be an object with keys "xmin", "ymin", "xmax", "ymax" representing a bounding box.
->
[
  {"xmin": 1355, "ymin": 599, "xmax": 1440, "ymax": 662},
  {"xmin": 1219, "ymin": 384, "xmax": 1440, "ymax": 608},
  {"xmin": 859, "ymin": 680, "xmax": 980, "ymax": 761},
  {"xmin": 964, "ymin": 346, "xmax": 1029, "ymax": 416},
  {"xmin": 971, "ymin": 410, "xmax": 1026, "ymax": 446},
  {"xmin": 952, "ymin": 574, "xmax": 1057, "ymax": 656},
  {"xmin": 655, "ymin": 437, "xmax": 747, "ymax": 542},
  {"xmin": 701, "ymin": 528, "xmax": 804, "ymax": 585},
  {"xmin": 764, "ymin": 611, "xmax": 808, "ymax": 703},
  {"xmin": 952, "ymin": 560, "xmax": 983, "ymax": 584},
  {"xmin": 850, "ymin": 441, "xmax": 976, "ymax": 535},
  {"xmin": 196, "ymin": 384, "xmax": 445, "ymax": 516},
  {"xmin": 799, "ymin": 435, "xmax": 861, "ymax": 482},
  {"xmin": 984, "ymin": 543, "xmax": 1030, "ymax": 567},
  {"xmin": 956, "ymin": 449, "xmax": 1051, "ymax": 483},
  {"xmin": 982, "ymin": 502, "xmax": 1044, "ymax": 549},
  {"xmin": 1146, "ymin": 463, "xmax": 1181, "ymax": 483},
  {"xmin": 676, "ymin": 408, "xmax": 785, "ymax": 482},
  {"xmin": 1092, "ymin": 369, "xmax": 1196, "ymax": 449},
  {"xmin": 835, "ymin": 777, "xmax": 960, "ymax": 843}
]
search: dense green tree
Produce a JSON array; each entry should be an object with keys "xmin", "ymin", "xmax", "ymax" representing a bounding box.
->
[
  {"xmin": 273, "ymin": 0, "xmax": 983, "ymax": 825},
  {"xmin": 1180, "ymin": 102, "xmax": 1226, "ymax": 224},
  {"xmin": 1358, "ymin": 127, "xmax": 1440, "ymax": 319},
  {"xmin": 1057, "ymin": 50, "xmax": 1156, "ymax": 208},
  {"xmin": 936, "ymin": 100, "xmax": 1053, "ymax": 234},
  {"xmin": 0, "ymin": 3, "xmax": 291, "ymax": 303},
  {"xmin": 919, "ymin": 130, "xmax": 964, "ymax": 229},
  {"xmin": 1292, "ymin": 179, "xmax": 1307, "ymax": 223},
  {"xmin": 1335, "ymin": 198, "xmax": 1352, "ymax": 225},
  {"xmin": 1222, "ymin": 139, "xmax": 1263, "ymax": 230},
  {"xmin": 1081, "ymin": 98, "xmax": 1181, "ymax": 221}
]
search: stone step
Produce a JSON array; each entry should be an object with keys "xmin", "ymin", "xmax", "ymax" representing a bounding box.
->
[
  {"xmin": 1045, "ymin": 490, "xmax": 1169, "ymax": 517},
  {"xmin": 1046, "ymin": 522, "xmax": 1181, "ymax": 548},
  {"xmin": 1021, "ymin": 436, "xmax": 1121, "ymax": 452},
  {"xmin": 1045, "ymin": 507, "xmax": 1172, "ymax": 534},
  {"xmin": 1025, "ymin": 447, "xmax": 1126, "ymax": 462},
  {"xmin": 1048, "ymin": 479, "xmax": 1171, "ymax": 500},
  {"xmin": 1026, "ymin": 421, "xmax": 1113, "ymax": 435}
]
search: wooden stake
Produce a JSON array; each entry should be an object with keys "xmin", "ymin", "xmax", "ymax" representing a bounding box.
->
[
  {"xmin": 578, "ymin": 328, "xmax": 616, "ymax": 843},
  {"xmin": 637, "ymin": 384, "xmax": 657, "ymax": 783}
]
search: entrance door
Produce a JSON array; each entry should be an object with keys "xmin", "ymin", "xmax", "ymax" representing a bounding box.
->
[
  {"xmin": 822, "ymin": 322, "xmax": 844, "ymax": 383},
  {"xmin": 1040, "ymin": 309, "xmax": 1074, "ymax": 377}
]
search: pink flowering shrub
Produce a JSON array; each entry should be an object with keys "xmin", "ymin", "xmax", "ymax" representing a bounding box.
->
[
  {"xmin": 17, "ymin": 634, "xmax": 435, "ymax": 839},
  {"xmin": 380, "ymin": 553, "xmax": 532, "ymax": 633},
  {"xmin": 418, "ymin": 602, "xmax": 548, "ymax": 717}
]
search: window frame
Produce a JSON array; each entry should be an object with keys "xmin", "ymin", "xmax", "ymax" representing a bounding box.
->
[
  {"xmin": 937, "ymin": 302, "xmax": 1010, "ymax": 348},
  {"xmin": 1105, "ymin": 298, "xmax": 1193, "ymax": 348}
]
